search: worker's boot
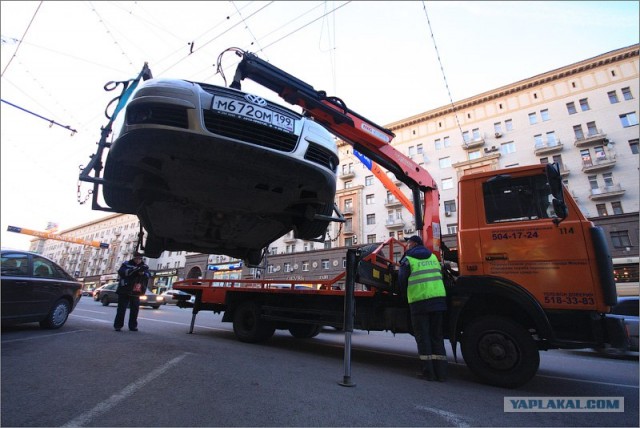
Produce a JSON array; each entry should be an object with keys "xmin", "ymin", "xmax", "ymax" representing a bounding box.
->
[
  {"xmin": 434, "ymin": 357, "xmax": 448, "ymax": 382},
  {"xmin": 420, "ymin": 359, "xmax": 436, "ymax": 381}
]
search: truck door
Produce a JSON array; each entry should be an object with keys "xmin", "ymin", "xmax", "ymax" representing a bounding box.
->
[{"xmin": 476, "ymin": 171, "xmax": 598, "ymax": 310}]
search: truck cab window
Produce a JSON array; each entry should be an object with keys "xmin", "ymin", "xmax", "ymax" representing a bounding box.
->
[{"xmin": 483, "ymin": 175, "xmax": 554, "ymax": 223}]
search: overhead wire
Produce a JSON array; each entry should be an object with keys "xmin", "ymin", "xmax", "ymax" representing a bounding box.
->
[
  {"xmin": 231, "ymin": 0, "xmax": 268, "ymax": 61},
  {"xmin": 1, "ymin": 1, "xmax": 43, "ymax": 78},
  {"xmin": 421, "ymin": 1, "xmax": 465, "ymax": 144}
]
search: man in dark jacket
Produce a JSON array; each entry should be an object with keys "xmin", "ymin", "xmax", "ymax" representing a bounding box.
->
[
  {"xmin": 114, "ymin": 251, "xmax": 151, "ymax": 332},
  {"xmin": 398, "ymin": 235, "xmax": 448, "ymax": 381}
]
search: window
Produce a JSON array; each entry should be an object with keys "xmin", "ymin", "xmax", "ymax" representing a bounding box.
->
[
  {"xmin": 365, "ymin": 194, "xmax": 375, "ymax": 205},
  {"xmin": 284, "ymin": 262, "xmax": 292, "ymax": 273},
  {"xmin": 366, "ymin": 214, "xmax": 376, "ymax": 225},
  {"xmin": 579, "ymin": 98, "xmax": 590, "ymax": 111},
  {"xmin": 1, "ymin": 253, "xmax": 29, "ymax": 276},
  {"xmin": 365, "ymin": 175, "xmax": 373, "ymax": 186},
  {"xmin": 367, "ymin": 234, "xmax": 376, "ymax": 244},
  {"xmin": 483, "ymin": 174, "xmax": 554, "ymax": 223},
  {"xmin": 462, "ymin": 131, "xmax": 470, "ymax": 143},
  {"xmin": 610, "ymin": 231, "xmax": 632, "ymax": 249},
  {"xmin": 434, "ymin": 139, "xmax": 442, "ymax": 150},
  {"xmin": 566, "ymin": 102, "xmax": 577, "ymax": 115},
  {"xmin": 603, "ymin": 172, "xmax": 614, "ymax": 187},
  {"xmin": 344, "ymin": 198, "xmax": 353, "ymax": 212},
  {"xmin": 439, "ymin": 157, "xmax": 451, "ymax": 168},
  {"xmin": 573, "ymin": 125, "xmax": 584, "ymax": 140},
  {"xmin": 494, "ymin": 122, "xmax": 502, "ymax": 133},
  {"xmin": 468, "ymin": 150, "xmax": 481, "ymax": 160},
  {"xmin": 608, "ymin": 91, "xmax": 619, "ymax": 104},
  {"xmin": 302, "ymin": 261, "xmax": 309, "ymax": 272},
  {"xmin": 588, "ymin": 175, "xmax": 598, "ymax": 190},
  {"xmin": 528, "ymin": 112, "xmax": 537, "ymax": 125},
  {"xmin": 546, "ymin": 131, "xmax": 557, "ymax": 145},
  {"xmin": 408, "ymin": 146, "xmax": 415, "ymax": 157},
  {"xmin": 596, "ymin": 203, "xmax": 608, "ymax": 216},
  {"xmin": 443, "ymin": 136, "xmax": 451, "ymax": 147},
  {"xmin": 586, "ymin": 121, "xmax": 598, "ymax": 136},
  {"xmin": 345, "ymin": 237, "xmax": 355, "ymax": 246},
  {"xmin": 472, "ymin": 128, "xmax": 481, "ymax": 140},
  {"xmin": 344, "ymin": 218, "xmax": 353, "ymax": 232},
  {"xmin": 416, "ymin": 144, "xmax": 423, "ymax": 154},
  {"xmin": 447, "ymin": 224, "xmax": 458, "ymax": 234},
  {"xmin": 534, "ymin": 134, "xmax": 543, "ymax": 147},
  {"xmin": 342, "ymin": 163, "xmax": 354, "ymax": 174},
  {"xmin": 620, "ymin": 112, "xmax": 638, "ymax": 128},
  {"xmin": 344, "ymin": 180, "xmax": 352, "ymax": 189},
  {"xmin": 501, "ymin": 142, "xmax": 516, "ymax": 154},
  {"xmin": 621, "ymin": 87, "xmax": 633, "ymax": 101},
  {"xmin": 442, "ymin": 178, "xmax": 453, "ymax": 190},
  {"xmin": 630, "ymin": 139, "xmax": 639, "ymax": 154},
  {"xmin": 611, "ymin": 201, "xmax": 624, "ymax": 215},
  {"xmin": 594, "ymin": 146, "xmax": 606, "ymax": 160},
  {"xmin": 505, "ymin": 119, "xmax": 513, "ymax": 131},
  {"xmin": 540, "ymin": 109, "xmax": 550, "ymax": 121},
  {"xmin": 321, "ymin": 259, "xmax": 330, "ymax": 269},
  {"xmin": 444, "ymin": 200, "xmax": 456, "ymax": 213}
]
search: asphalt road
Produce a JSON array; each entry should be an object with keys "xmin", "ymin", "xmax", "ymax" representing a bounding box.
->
[{"xmin": 2, "ymin": 297, "xmax": 638, "ymax": 427}]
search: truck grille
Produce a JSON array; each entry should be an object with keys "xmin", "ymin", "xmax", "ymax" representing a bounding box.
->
[
  {"xmin": 305, "ymin": 143, "xmax": 339, "ymax": 173},
  {"xmin": 202, "ymin": 110, "xmax": 299, "ymax": 152}
]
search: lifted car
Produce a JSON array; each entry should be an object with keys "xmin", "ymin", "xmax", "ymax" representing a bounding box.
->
[{"xmin": 101, "ymin": 79, "xmax": 339, "ymax": 264}]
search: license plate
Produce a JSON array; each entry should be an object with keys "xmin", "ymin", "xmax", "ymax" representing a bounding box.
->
[{"xmin": 211, "ymin": 96, "xmax": 295, "ymax": 133}]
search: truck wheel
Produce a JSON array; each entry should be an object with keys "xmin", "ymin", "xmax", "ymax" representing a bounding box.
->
[
  {"xmin": 101, "ymin": 296, "xmax": 110, "ymax": 306},
  {"xmin": 233, "ymin": 302, "xmax": 275, "ymax": 343},
  {"xmin": 288, "ymin": 324, "xmax": 321, "ymax": 339},
  {"xmin": 39, "ymin": 299, "xmax": 71, "ymax": 329},
  {"xmin": 461, "ymin": 316, "xmax": 539, "ymax": 388}
]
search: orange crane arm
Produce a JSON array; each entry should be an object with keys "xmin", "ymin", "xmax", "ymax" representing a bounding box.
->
[{"xmin": 7, "ymin": 225, "xmax": 109, "ymax": 249}]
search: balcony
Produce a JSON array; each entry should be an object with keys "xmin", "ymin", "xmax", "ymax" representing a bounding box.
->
[
  {"xmin": 339, "ymin": 170, "xmax": 355, "ymax": 180},
  {"xmin": 342, "ymin": 227, "xmax": 355, "ymax": 235},
  {"xmin": 534, "ymin": 140, "xmax": 563, "ymax": 156},
  {"xmin": 283, "ymin": 234, "xmax": 297, "ymax": 243},
  {"xmin": 384, "ymin": 197, "xmax": 403, "ymax": 208},
  {"xmin": 342, "ymin": 207, "xmax": 354, "ymax": 215},
  {"xmin": 385, "ymin": 218, "xmax": 405, "ymax": 229},
  {"xmin": 461, "ymin": 136, "xmax": 486, "ymax": 150},
  {"xmin": 589, "ymin": 183, "xmax": 625, "ymax": 200},
  {"xmin": 574, "ymin": 130, "xmax": 608, "ymax": 147},
  {"xmin": 581, "ymin": 155, "xmax": 617, "ymax": 173}
]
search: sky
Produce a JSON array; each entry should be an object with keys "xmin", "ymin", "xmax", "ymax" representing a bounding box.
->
[{"xmin": 1, "ymin": 1, "xmax": 638, "ymax": 251}]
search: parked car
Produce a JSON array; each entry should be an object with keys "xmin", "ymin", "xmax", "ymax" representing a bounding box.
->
[
  {"xmin": 97, "ymin": 283, "xmax": 164, "ymax": 309},
  {"xmin": 160, "ymin": 289, "xmax": 195, "ymax": 305},
  {"xmin": 608, "ymin": 296, "xmax": 639, "ymax": 352},
  {"xmin": 92, "ymin": 284, "xmax": 109, "ymax": 301},
  {"xmin": 1, "ymin": 249, "xmax": 82, "ymax": 329},
  {"xmin": 101, "ymin": 78, "xmax": 339, "ymax": 265}
]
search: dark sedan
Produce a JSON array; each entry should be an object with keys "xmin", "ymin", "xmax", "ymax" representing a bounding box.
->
[
  {"xmin": 97, "ymin": 282, "xmax": 164, "ymax": 309},
  {"xmin": 1, "ymin": 249, "xmax": 82, "ymax": 329}
]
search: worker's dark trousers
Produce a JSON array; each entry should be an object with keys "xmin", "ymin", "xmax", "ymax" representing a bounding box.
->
[
  {"xmin": 411, "ymin": 309, "xmax": 447, "ymax": 381},
  {"xmin": 114, "ymin": 294, "xmax": 140, "ymax": 330}
]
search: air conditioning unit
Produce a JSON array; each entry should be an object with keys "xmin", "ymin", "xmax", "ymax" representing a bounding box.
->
[
  {"xmin": 495, "ymin": 132, "xmax": 502, "ymax": 138},
  {"xmin": 445, "ymin": 211, "xmax": 452, "ymax": 217}
]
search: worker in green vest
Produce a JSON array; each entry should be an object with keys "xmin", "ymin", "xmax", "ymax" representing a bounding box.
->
[{"xmin": 398, "ymin": 235, "xmax": 448, "ymax": 381}]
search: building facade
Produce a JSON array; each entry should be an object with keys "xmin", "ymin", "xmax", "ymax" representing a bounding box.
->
[{"xmin": 32, "ymin": 45, "xmax": 639, "ymax": 289}]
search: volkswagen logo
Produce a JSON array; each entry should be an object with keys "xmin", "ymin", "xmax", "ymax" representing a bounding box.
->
[{"xmin": 244, "ymin": 94, "xmax": 267, "ymax": 106}]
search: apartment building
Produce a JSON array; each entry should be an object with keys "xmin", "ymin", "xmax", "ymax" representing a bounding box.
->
[{"xmin": 33, "ymin": 44, "xmax": 638, "ymax": 289}]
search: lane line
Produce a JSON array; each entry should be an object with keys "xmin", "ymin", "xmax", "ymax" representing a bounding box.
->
[
  {"xmin": 1, "ymin": 329, "xmax": 90, "ymax": 343},
  {"xmin": 416, "ymin": 405, "xmax": 471, "ymax": 427},
  {"xmin": 61, "ymin": 353, "xmax": 190, "ymax": 427}
]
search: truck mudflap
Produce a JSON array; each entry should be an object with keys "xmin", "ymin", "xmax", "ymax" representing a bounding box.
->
[
  {"xmin": 603, "ymin": 316, "xmax": 630, "ymax": 350},
  {"xmin": 590, "ymin": 226, "xmax": 617, "ymax": 306}
]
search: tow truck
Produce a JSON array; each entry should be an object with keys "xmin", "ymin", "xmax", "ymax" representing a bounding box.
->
[{"xmin": 81, "ymin": 49, "xmax": 628, "ymax": 388}]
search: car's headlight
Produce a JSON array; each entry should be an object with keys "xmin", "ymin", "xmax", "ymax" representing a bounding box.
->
[
  {"xmin": 157, "ymin": 297, "xmax": 164, "ymax": 301},
  {"xmin": 140, "ymin": 296, "xmax": 147, "ymax": 301}
]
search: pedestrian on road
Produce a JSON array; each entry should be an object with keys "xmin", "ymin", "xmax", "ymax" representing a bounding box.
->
[
  {"xmin": 114, "ymin": 251, "xmax": 151, "ymax": 332},
  {"xmin": 398, "ymin": 235, "xmax": 448, "ymax": 381}
]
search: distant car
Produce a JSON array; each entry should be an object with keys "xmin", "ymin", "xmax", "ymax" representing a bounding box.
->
[
  {"xmin": 101, "ymin": 78, "xmax": 339, "ymax": 265},
  {"xmin": 608, "ymin": 296, "xmax": 639, "ymax": 352},
  {"xmin": 1, "ymin": 249, "xmax": 82, "ymax": 329},
  {"xmin": 97, "ymin": 283, "xmax": 164, "ymax": 309},
  {"xmin": 92, "ymin": 284, "xmax": 109, "ymax": 301},
  {"xmin": 160, "ymin": 289, "xmax": 195, "ymax": 305}
]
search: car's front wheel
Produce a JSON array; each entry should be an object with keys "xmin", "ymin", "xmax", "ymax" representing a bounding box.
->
[
  {"xmin": 40, "ymin": 299, "xmax": 71, "ymax": 329},
  {"xmin": 101, "ymin": 296, "xmax": 110, "ymax": 306}
]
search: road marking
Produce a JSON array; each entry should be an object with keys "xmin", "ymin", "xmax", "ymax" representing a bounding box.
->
[
  {"xmin": 75, "ymin": 308, "xmax": 107, "ymax": 314},
  {"xmin": 1, "ymin": 329, "xmax": 90, "ymax": 343},
  {"xmin": 416, "ymin": 405, "xmax": 470, "ymax": 427},
  {"xmin": 72, "ymin": 315, "xmax": 111, "ymax": 324},
  {"xmin": 536, "ymin": 374, "xmax": 640, "ymax": 389},
  {"xmin": 61, "ymin": 353, "xmax": 190, "ymax": 427}
]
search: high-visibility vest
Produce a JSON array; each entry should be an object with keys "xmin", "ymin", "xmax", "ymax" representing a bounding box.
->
[{"xmin": 406, "ymin": 254, "xmax": 446, "ymax": 304}]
